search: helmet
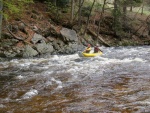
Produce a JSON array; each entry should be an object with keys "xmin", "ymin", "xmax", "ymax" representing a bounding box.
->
[{"xmin": 96, "ymin": 44, "xmax": 99, "ymax": 46}]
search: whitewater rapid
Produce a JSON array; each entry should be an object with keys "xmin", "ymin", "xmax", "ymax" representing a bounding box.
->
[{"xmin": 0, "ymin": 46, "xmax": 150, "ymax": 113}]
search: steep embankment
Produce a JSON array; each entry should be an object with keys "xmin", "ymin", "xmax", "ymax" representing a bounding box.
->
[
  {"xmin": 0, "ymin": 2, "xmax": 150, "ymax": 58},
  {"xmin": 0, "ymin": 2, "xmax": 84, "ymax": 57}
]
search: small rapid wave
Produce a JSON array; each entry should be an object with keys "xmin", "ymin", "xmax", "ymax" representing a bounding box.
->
[
  {"xmin": 22, "ymin": 89, "xmax": 38, "ymax": 99},
  {"xmin": 0, "ymin": 46, "xmax": 150, "ymax": 112}
]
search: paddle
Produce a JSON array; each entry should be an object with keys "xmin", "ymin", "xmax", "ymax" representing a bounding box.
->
[{"xmin": 99, "ymin": 49, "xmax": 103, "ymax": 53}]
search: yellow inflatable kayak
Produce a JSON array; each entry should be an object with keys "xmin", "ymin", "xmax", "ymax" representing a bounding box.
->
[{"xmin": 82, "ymin": 51, "xmax": 103, "ymax": 57}]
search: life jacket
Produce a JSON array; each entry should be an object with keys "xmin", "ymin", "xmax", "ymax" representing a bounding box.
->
[
  {"xmin": 85, "ymin": 47, "xmax": 91, "ymax": 53},
  {"xmin": 94, "ymin": 46, "xmax": 99, "ymax": 53}
]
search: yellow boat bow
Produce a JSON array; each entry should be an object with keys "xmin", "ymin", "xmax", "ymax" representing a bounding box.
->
[{"xmin": 82, "ymin": 51, "xmax": 103, "ymax": 57}]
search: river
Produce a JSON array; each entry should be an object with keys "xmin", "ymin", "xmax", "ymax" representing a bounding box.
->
[{"xmin": 0, "ymin": 46, "xmax": 150, "ymax": 113}]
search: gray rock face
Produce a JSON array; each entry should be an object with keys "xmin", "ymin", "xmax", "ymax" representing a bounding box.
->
[
  {"xmin": 23, "ymin": 45, "xmax": 38, "ymax": 57},
  {"xmin": 31, "ymin": 33, "xmax": 45, "ymax": 44},
  {"xmin": 0, "ymin": 27, "xmax": 83, "ymax": 58},
  {"xmin": 60, "ymin": 28, "xmax": 78, "ymax": 42},
  {"xmin": 4, "ymin": 51, "xmax": 17, "ymax": 57},
  {"xmin": 35, "ymin": 42, "xmax": 54, "ymax": 54}
]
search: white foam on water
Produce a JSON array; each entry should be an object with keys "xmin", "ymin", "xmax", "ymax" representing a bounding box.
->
[
  {"xmin": 56, "ymin": 85, "xmax": 63, "ymax": 89},
  {"xmin": 15, "ymin": 75, "xmax": 24, "ymax": 79},
  {"xmin": 51, "ymin": 77, "xmax": 62, "ymax": 84},
  {"xmin": 67, "ymin": 66, "xmax": 80, "ymax": 73},
  {"xmin": 98, "ymin": 57, "xmax": 146, "ymax": 65},
  {"xmin": 51, "ymin": 77, "xmax": 55, "ymax": 81},
  {"xmin": 22, "ymin": 89, "xmax": 38, "ymax": 99},
  {"xmin": 0, "ymin": 104, "xmax": 6, "ymax": 108},
  {"xmin": 51, "ymin": 55, "xmax": 59, "ymax": 60},
  {"xmin": 45, "ymin": 81, "xmax": 52, "ymax": 86},
  {"xmin": 6, "ymin": 58, "xmax": 49, "ymax": 68},
  {"xmin": 44, "ymin": 71, "xmax": 53, "ymax": 75},
  {"xmin": 133, "ymin": 58, "xmax": 146, "ymax": 62},
  {"xmin": 138, "ymin": 101, "xmax": 150, "ymax": 105},
  {"xmin": 51, "ymin": 77, "xmax": 63, "ymax": 89},
  {"xmin": 37, "ymin": 66, "xmax": 49, "ymax": 70}
]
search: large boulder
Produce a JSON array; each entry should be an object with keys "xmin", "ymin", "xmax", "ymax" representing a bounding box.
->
[
  {"xmin": 35, "ymin": 42, "xmax": 54, "ymax": 54},
  {"xmin": 23, "ymin": 45, "xmax": 38, "ymax": 57},
  {"xmin": 31, "ymin": 33, "xmax": 54, "ymax": 54},
  {"xmin": 31, "ymin": 33, "xmax": 45, "ymax": 44},
  {"xmin": 60, "ymin": 28, "xmax": 78, "ymax": 42}
]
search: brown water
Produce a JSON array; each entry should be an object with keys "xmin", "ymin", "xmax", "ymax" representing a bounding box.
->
[{"xmin": 0, "ymin": 46, "xmax": 150, "ymax": 113}]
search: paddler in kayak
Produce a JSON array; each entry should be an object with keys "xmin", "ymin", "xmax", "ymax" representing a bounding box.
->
[
  {"xmin": 94, "ymin": 44, "xmax": 103, "ymax": 53},
  {"xmin": 83, "ymin": 44, "xmax": 91, "ymax": 53}
]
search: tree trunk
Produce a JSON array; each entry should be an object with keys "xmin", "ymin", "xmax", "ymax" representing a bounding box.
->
[
  {"xmin": 53, "ymin": 0, "xmax": 56, "ymax": 6},
  {"xmin": 141, "ymin": 4, "xmax": 144, "ymax": 15},
  {"xmin": 113, "ymin": 0, "xmax": 118, "ymax": 29},
  {"xmin": 130, "ymin": 0, "xmax": 133, "ymax": 12},
  {"xmin": 122, "ymin": 1, "xmax": 127, "ymax": 27},
  {"xmin": 71, "ymin": 0, "xmax": 74, "ymax": 23},
  {"xmin": 78, "ymin": 0, "xmax": 82, "ymax": 28},
  {"xmin": 141, "ymin": 0, "xmax": 144, "ymax": 15},
  {"xmin": 97, "ymin": 0, "xmax": 106, "ymax": 39},
  {"xmin": 83, "ymin": 0, "xmax": 96, "ymax": 36},
  {"xmin": 0, "ymin": 0, "xmax": 3, "ymax": 39},
  {"xmin": 113, "ymin": 0, "xmax": 122, "ymax": 40}
]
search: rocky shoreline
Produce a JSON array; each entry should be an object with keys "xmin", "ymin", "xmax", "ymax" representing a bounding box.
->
[
  {"xmin": 0, "ymin": 27, "xmax": 85, "ymax": 58},
  {"xmin": 0, "ymin": 2, "xmax": 150, "ymax": 58}
]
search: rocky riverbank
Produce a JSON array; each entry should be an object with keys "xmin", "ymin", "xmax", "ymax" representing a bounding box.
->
[
  {"xmin": 0, "ymin": 2, "xmax": 150, "ymax": 58},
  {"xmin": 0, "ymin": 26, "xmax": 84, "ymax": 57}
]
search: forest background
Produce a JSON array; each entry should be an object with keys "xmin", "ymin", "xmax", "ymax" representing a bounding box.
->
[{"xmin": 0, "ymin": 0, "xmax": 150, "ymax": 57}]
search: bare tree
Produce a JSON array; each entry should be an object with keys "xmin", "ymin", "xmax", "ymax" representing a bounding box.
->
[
  {"xmin": 83, "ymin": 0, "xmax": 96, "ymax": 36},
  {"xmin": 78, "ymin": 0, "xmax": 83, "ymax": 28},
  {"xmin": 71, "ymin": 0, "xmax": 75, "ymax": 23},
  {"xmin": 97, "ymin": 0, "xmax": 107, "ymax": 38},
  {"xmin": 141, "ymin": 0, "xmax": 144, "ymax": 15},
  {"xmin": 122, "ymin": 0, "xmax": 127, "ymax": 28},
  {"xmin": 53, "ymin": 0, "xmax": 56, "ymax": 6},
  {"xmin": 129, "ymin": 0, "xmax": 133, "ymax": 12}
]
